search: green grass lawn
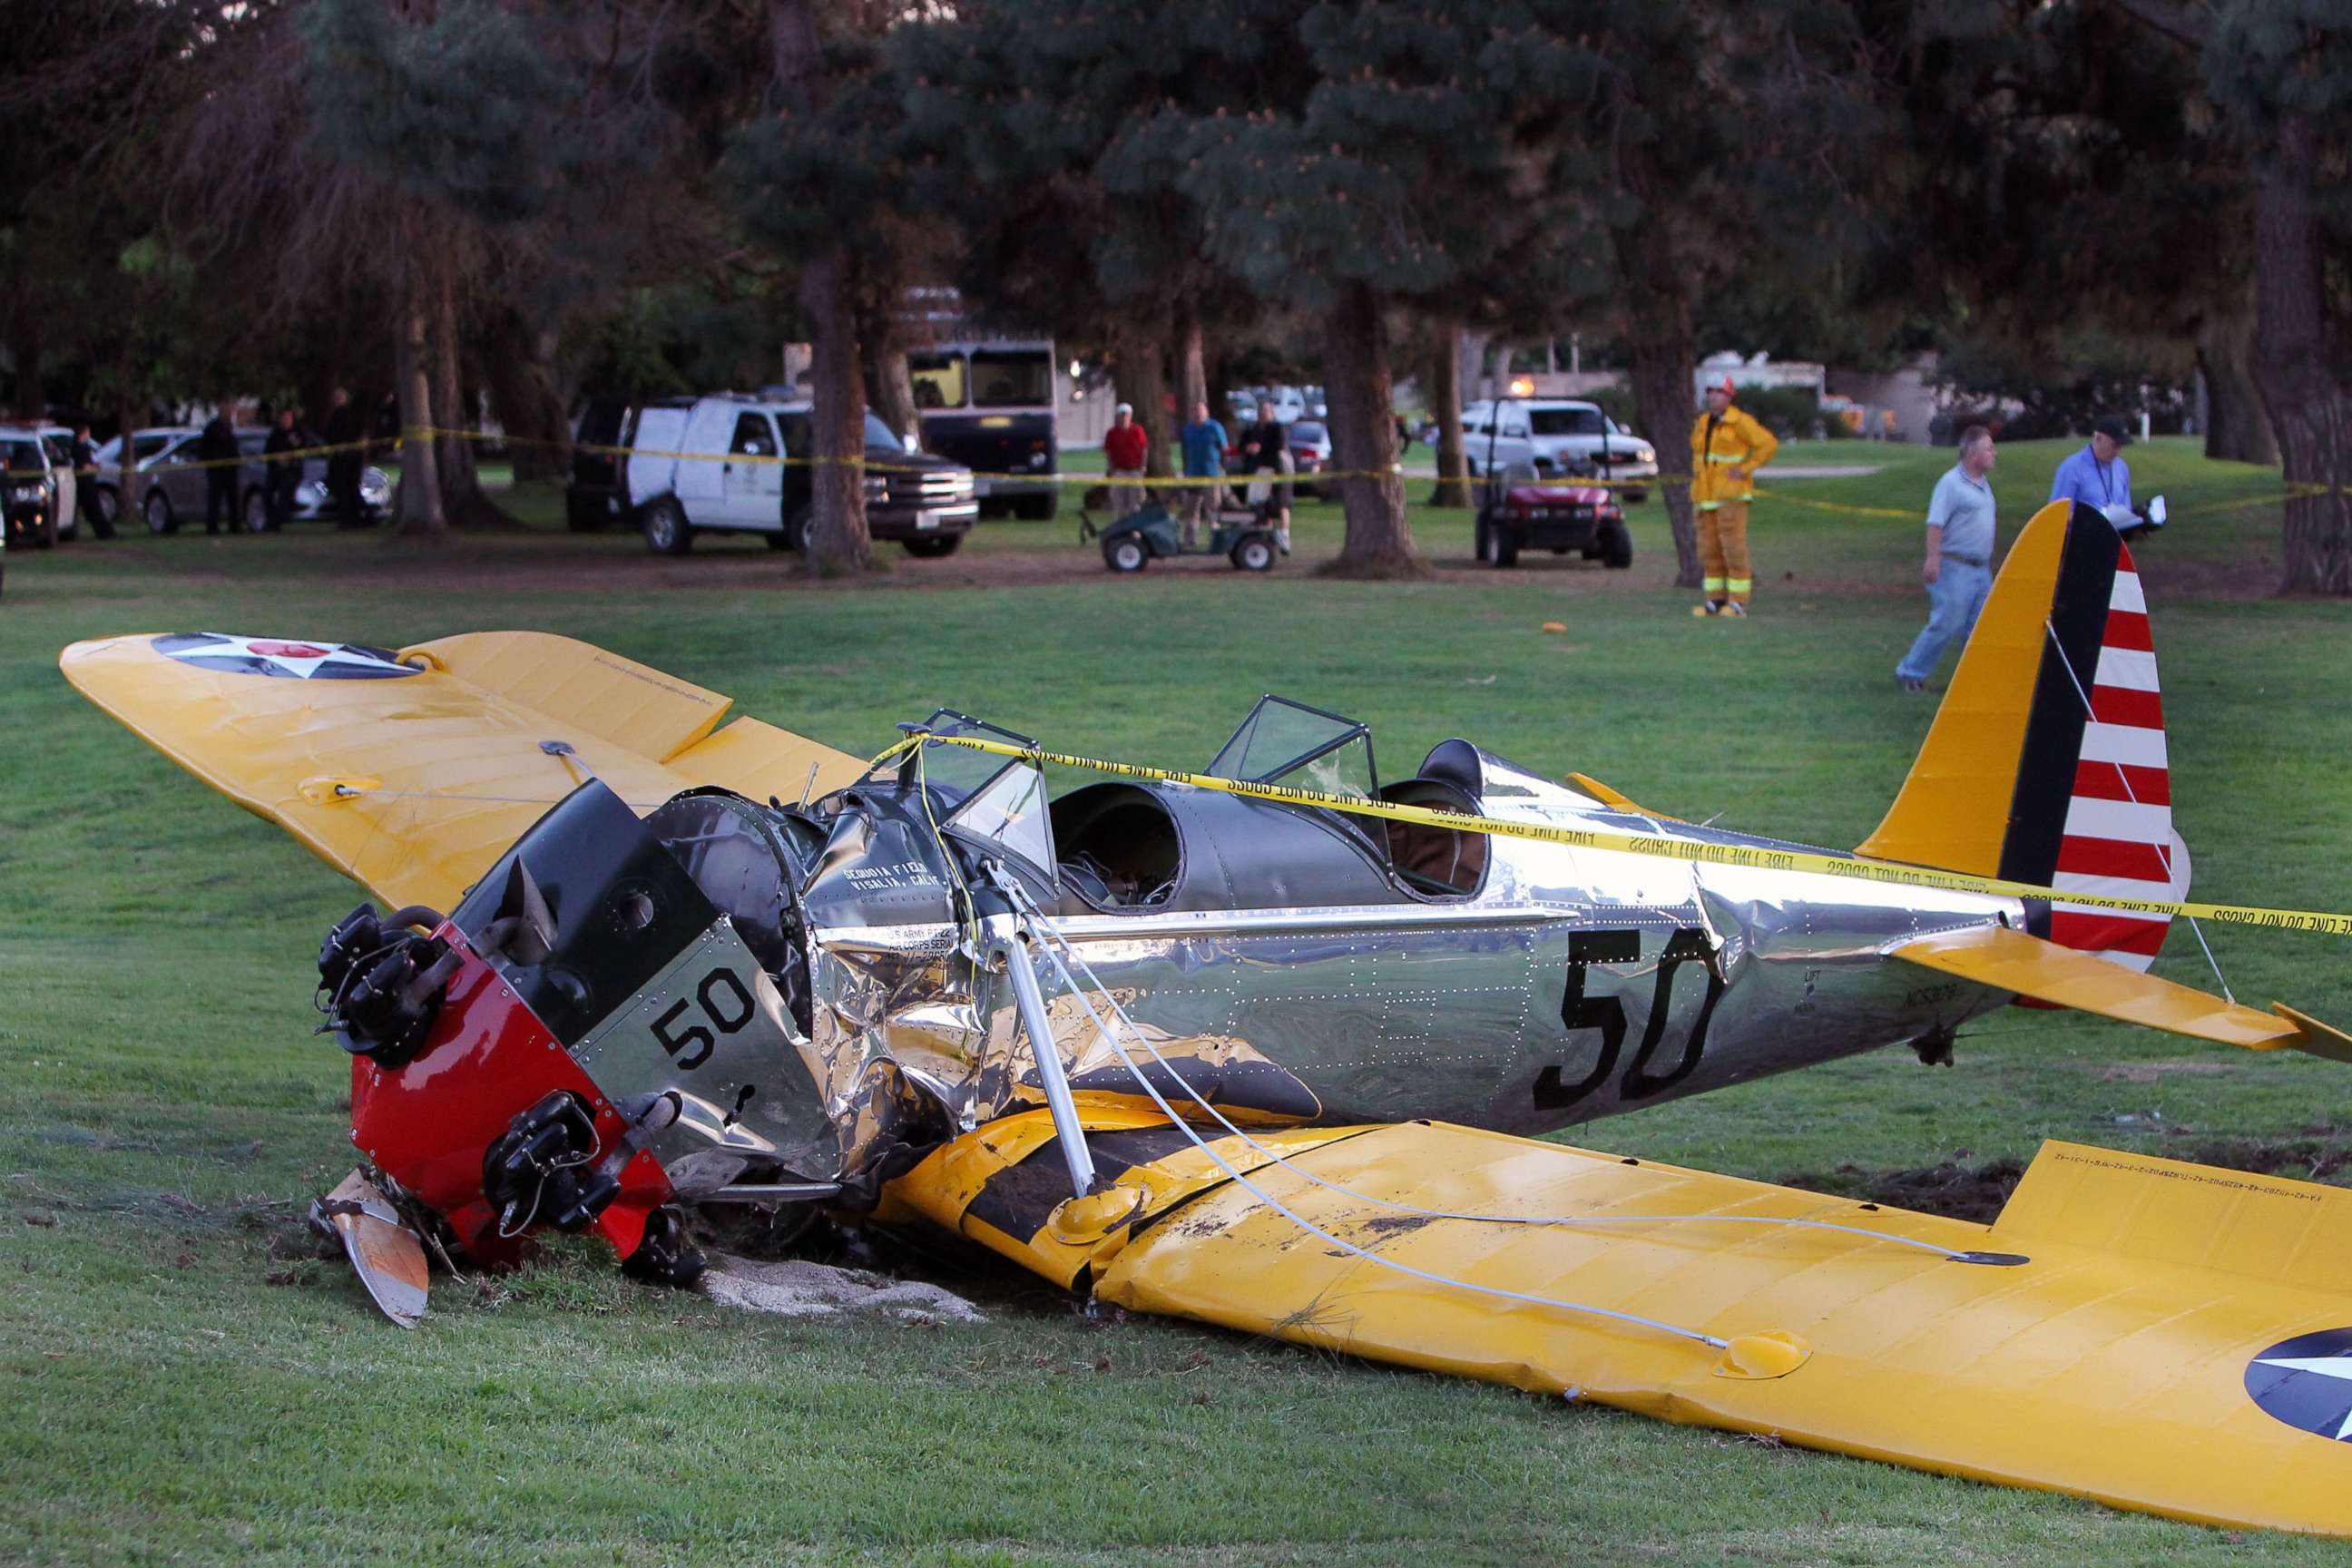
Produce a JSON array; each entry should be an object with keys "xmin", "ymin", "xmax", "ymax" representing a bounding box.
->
[{"xmin": 4, "ymin": 437, "xmax": 2349, "ymax": 1565}]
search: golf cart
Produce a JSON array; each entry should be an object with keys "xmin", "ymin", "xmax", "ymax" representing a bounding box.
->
[
  {"xmin": 1471, "ymin": 398, "xmax": 1632, "ymax": 570},
  {"xmin": 1084, "ymin": 496, "xmax": 1279, "ymax": 573}
]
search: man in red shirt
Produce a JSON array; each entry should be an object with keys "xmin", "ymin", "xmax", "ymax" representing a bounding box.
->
[{"xmin": 1103, "ymin": 402, "xmax": 1150, "ymax": 517}]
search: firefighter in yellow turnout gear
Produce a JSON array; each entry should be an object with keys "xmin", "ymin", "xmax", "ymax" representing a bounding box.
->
[{"xmin": 1688, "ymin": 377, "xmax": 1779, "ymax": 616}]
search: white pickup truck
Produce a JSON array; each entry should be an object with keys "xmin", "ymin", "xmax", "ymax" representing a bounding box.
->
[{"xmin": 625, "ymin": 393, "xmax": 979, "ymax": 556}]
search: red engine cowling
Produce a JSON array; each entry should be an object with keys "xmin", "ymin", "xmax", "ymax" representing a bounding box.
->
[{"xmin": 348, "ymin": 924, "xmax": 672, "ymax": 1267}]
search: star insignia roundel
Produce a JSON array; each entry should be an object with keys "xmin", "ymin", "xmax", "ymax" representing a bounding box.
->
[
  {"xmin": 2245, "ymin": 1328, "xmax": 2352, "ymax": 1443},
  {"xmin": 152, "ymin": 632, "xmax": 422, "ymax": 681}
]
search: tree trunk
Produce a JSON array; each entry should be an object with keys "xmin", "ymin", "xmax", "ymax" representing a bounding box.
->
[
  {"xmin": 1173, "ymin": 301, "xmax": 1207, "ymax": 423},
  {"xmin": 1112, "ymin": 317, "xmax": 1172, "ymax": 478},
  {"xmin": 770, "ymin": 0, "xmax": 871, "ymax": 575},
  {"xmin": 1483, "ymin": 338, "xmax": 1514, "ymax": 402},
  {"xmin": 1620, "ymin": 229, "xmax": 1700, "ymax": 587},
  {"xmin": 479, "ymin": 309, "xmax": 570, "ymax": 485},
  {"xmin": 1428, "ymin": 317, "xmax": 1470, "ymax": 508},
  {"xmin": 392, "ymin": 257, "xmax": 446, "ymax": 537},
  {"xmin": 2248, "ymin": 116, "xmax": 2350, "ymax": 595},
  {"xmin": 2197, "ymin": 295, "xmax": 2279, "ymax": 467},
  {"xmin": 860, "ymin": 294, "xmax": 920, "ymax": 449},
  {"xmin": 1321, "ymin": 283, "xmax": 1422, "ymax": 578},
  {"xmin": 800, "ymin": 249, "xmax": 872, "ymax": 574},
  {"xmin": 428, "ymin": 260, "xmax": 504, "ymax": 527}
]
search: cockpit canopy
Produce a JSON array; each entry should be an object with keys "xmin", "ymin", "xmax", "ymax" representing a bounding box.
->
[
  {"xmin": 867, "ymin": 710, "xmax": 1057, "ymax": 885},
  {"xmin": 1207, "ymin": 695, "xmax": 1376, "ymax": 799},
  {"xmin": 859, "ymin": 696, "xmax": 1484, "ymax": 912}
]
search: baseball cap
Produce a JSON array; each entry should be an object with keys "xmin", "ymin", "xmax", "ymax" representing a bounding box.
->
[
  {"xmin": 1115, "ymin": 401, "xmax": 1133, "ymax": 415},
  {"xmin": 2092, "ymin": 415, "xmax": 2133, "ymax": 446},
  {"xmin": 1712, "ymin": 376, "xmax": 1737, "ymax": 397}
]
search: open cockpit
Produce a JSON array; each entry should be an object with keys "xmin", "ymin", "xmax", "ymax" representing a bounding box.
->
[{"xmin": 856, "ymin": 697, "xmax": 1493, "ymax": 915}]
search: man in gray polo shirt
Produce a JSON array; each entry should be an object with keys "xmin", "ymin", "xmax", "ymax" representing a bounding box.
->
[{"xmin": 1896, "ymin": 424, "xmax": 1999, "ymax": 691}]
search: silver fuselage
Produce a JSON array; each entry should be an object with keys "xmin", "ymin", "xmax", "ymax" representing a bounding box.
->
[{"xmin": 788, "ymin": 749, "xmax": 2020, "ymax": 1176}]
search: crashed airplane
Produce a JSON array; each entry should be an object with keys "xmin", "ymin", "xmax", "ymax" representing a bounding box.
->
[{"xmin": 62, "ymin": 499, "xmax": 2352, "ymax": 1535}]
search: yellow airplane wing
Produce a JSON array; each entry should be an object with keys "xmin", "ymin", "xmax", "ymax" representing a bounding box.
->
[
  {"xmin": 60, "ymin": 630, "xmax": 866, "ymax": 913},
  {"xmin": 887, "ymin": 1110, "xmax": 2352, "ymax": 1536},
  {"xmin": 1892, "ymin": 923, "xmax": 2352, "ymax": 1061}
]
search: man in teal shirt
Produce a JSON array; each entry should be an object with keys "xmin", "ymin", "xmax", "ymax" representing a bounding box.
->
[
  {"xmin": 1896, "ymin": 425, "xmax": 2000, "ymax": 691},
  {"xmin": 1178, "ymin": 400, "xmax": 1229, "ymax": 549}
]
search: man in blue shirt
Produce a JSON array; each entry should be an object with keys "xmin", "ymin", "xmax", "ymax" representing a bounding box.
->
[
  {"xmin": 1896, "ymin": 425, "xmax": 2000, "ymax": 691},
  {"xmin": 1178, "ymin": 399, "xmax": 1229, "ymax": 549},
  {"xmin": 2049, "ymin": 416, "xmax": 2132, "ymax": 529}
]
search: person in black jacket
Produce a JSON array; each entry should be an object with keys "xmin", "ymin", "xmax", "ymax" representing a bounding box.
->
[
  {"xmin": 262, "ymin": 408, "xmax": 305, "ymax": 532},
  {"xmin": 1239, "ymin": 397, "xmax": 1294, "ymax": 555},
  {"xmin": 321, "ymin": 388, "xmax": 368, "ymax": 528},
  {"xmin": 198, "ymin": 412, "xmax": 240, "ymax": 535}
]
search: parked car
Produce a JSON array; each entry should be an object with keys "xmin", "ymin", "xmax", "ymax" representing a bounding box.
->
[
  {"xmin": 93, "ymin": 426, "xmax": 389, "ymax": 533},
  {"xmin": 1288, "ymin": 419, "xmax": 1333, "ymax": 497},
  {"xmin": 2, "ymin": 432, "xmax": 57, "ymax": 551},
  {"xmin": 239, "ymin": 446, "xmax": 394, "ymax": 531},
  {"xmin": 1460, "ymin": 399, "xmax": 1658, "ymax": 501},
  {"xmin": 3, "ymin": 426, "xmax": 79, "ymax": 539},
  {"xmin": 623, "ymin": 394, "xmax": 979, "ymax": 557}
]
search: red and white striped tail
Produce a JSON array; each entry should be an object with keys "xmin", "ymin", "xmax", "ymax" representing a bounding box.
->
[{"xmin": 2046, "ymin": 548, "xmax": 2189, "ymax": 971}]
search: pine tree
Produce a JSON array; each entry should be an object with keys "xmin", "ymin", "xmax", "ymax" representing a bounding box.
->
[
  {"xmin": 1170, "ymin": 3, "xmax": 1514, "ymax": 576},
  {"xmin": 1481, "ymin": 0, "xmax": 1887, "ymax": 589}
]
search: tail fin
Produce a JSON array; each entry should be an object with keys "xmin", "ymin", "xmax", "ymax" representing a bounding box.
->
[{"xmin": 1859, "ymin": 501, "xmax": 2186, "ymax": 972}]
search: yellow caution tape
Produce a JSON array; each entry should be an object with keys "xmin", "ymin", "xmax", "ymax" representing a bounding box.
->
[
  {"xmin": 391, "ymin": 423, "xmax": 2347, "ymax": 517},
  {"xmin": 867, "ymin": 731, "xmax": 2352, "ymax": 938}
]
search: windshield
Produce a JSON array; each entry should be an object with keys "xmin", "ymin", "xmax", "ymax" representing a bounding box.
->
[
  {"xmin": 2, "ymin": 440, "xmax": 44, "ymax": 474},
  {"xmin": 1528, "ymin": 407, "xmax": 1606, "ymax": 436},
  {"xmin": 133, "ymin": 433, "xmax": 175, "ymax": 461},
  {"xmin": 865, "ymin": 711, "xmax": 1054, "ymax": 878},
  {"xmin": 1210, "ymin": 695, "xmax": 1377, "ymax": 799},
  {"xmin": 863, "ymin": 411, "xmax": 902, "ymax": 450},
  {"xmin": 865, "ymin": 710, "xmax": 1029, "ymax": 806},
  {"xmin": 967, "ymin": 349, "xmax": 1053, "ymax": 409},
  {"xmin": 909, "ymin": 351, "xmax": 966, "ymax": 411}
]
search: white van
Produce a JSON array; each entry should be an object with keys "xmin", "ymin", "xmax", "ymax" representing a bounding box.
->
[{"xmin": 624, "ymin": 393, "xmax": 978, "ymax": 556}]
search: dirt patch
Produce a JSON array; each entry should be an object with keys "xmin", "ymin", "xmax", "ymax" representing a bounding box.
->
[
  {"xmin": 1781, "ymin": 1158, "xmax": 2032, "ymax": 1225},
  {"xmin": 1784, "ymin": 1132, "xmax": 2352, "ymax": 1224},
  {"xmin": 701, "ymin": 1254, "xmax": 985, "ymax": 1323}
]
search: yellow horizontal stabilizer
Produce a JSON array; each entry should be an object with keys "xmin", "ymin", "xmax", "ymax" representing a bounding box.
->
[
  {"xmin": 1991, "ymin": 1139, "xmax": 2352, "ymax": 1298},
  {"xmin": 889, "ymin": 1111, "xmax": 2352, "ymax": 1535},
  {"xmin": 1891, "ymin": 923, "xmax": 2323, "ymax": 1053},
  {"xmin": 2274, "ymin": 1004, "xmax": 2352, "ymax": 1063},
  {"xmin": 61, "ymin": 632, "xmax": 864, "ymax": 913}
]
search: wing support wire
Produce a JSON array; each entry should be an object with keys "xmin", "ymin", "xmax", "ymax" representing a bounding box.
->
[{"xmin": 987, "ymin": 880, "xmax": 2026, "ymax": 1362}]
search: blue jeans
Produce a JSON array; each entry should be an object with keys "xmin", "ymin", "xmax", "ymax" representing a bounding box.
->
[{"xmin": 1896, "ymin": 560, "xmax": 1992, "ymax": 683}]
